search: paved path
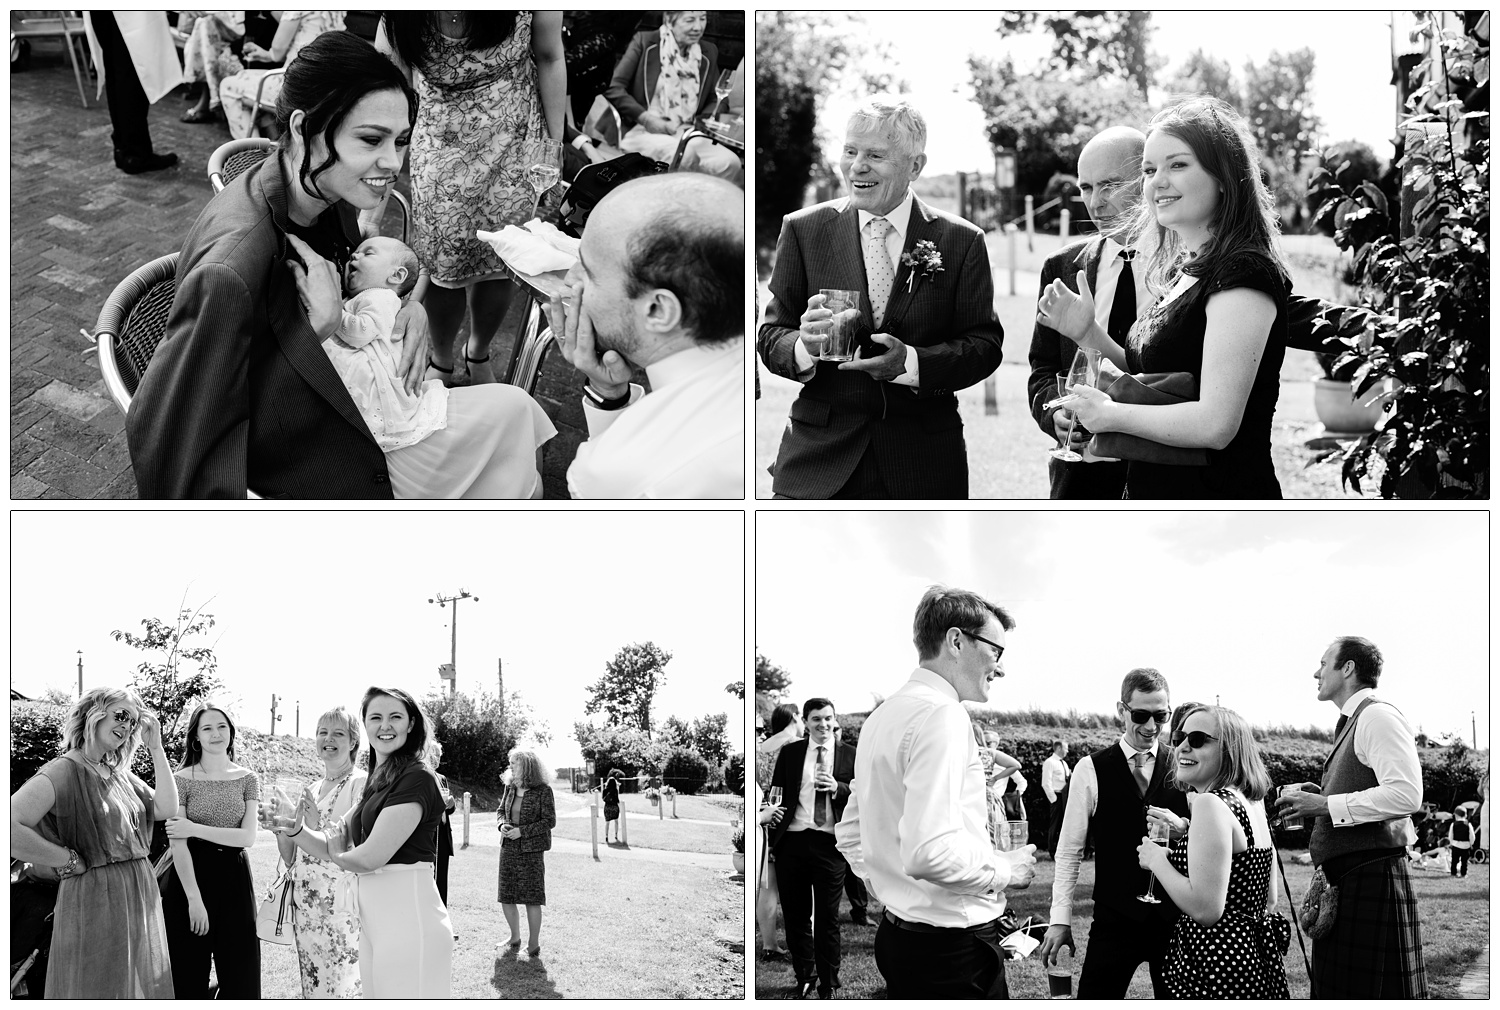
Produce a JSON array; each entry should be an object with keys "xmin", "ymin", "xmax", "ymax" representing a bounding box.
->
[
  {"xmin": 10, "ymin": 37, "xmax": 591, "ymax": 498},
  {"xmin": 1457, "ymin": 944, "xmax": 1489, "ymax": 999}
]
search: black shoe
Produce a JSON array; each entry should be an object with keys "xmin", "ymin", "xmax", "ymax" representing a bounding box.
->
[
  {"xmin": 849, "ymin": 911, "xmax": 868, "ymax": 926},
  {"xmin": 791, "ymin": 980, "xmax": 817, "ymax": 999},
  {"xmin": 115, "ymin": 151, "xmax": 179, "ymax": 174},
  {"xmin": 761, "ymin": 948, "xmax": 786, "ymax": 961},
  {"xmin": 818, "ymin": 987, "xmax": 835, "ymax": 1000}
]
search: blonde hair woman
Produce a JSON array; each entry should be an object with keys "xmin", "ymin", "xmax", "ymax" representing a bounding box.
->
[
  {"xmin": 497, "ymin": 747, "xmax": 556, "ymax": 956},
  {"xmin": 10, "ymin": 688, "xmax": 177, "ymax": 997}
]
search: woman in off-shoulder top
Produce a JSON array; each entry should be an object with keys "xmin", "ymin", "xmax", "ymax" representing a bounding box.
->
[
  {"xmin": 1038, "ymin": 95, "xmax": 1290, "ymax": 499},
  {"xmin": 159, "ymin": 701, "xmax": 262, "ymax": 998}
]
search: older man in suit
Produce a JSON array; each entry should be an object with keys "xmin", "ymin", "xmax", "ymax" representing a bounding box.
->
[
  {"xmin": 767, "ymin": 698, "xmax": 857, "ymax": 999},
  {"xmin": 758, "ymin": 95, "xmax": 1004, "ymax": 499}
]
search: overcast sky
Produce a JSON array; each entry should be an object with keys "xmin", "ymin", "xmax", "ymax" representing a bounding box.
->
[
  {"xmin": 11, "ymin": 511, "xmax": 746, "ymax": 771},
  {"xmin": 826, "ymin": 11, "xmax": 1401, "ymax": 175},
  {"xmin": 757, "ymin": 511, "xmax": 1489, "ymax": 748}
]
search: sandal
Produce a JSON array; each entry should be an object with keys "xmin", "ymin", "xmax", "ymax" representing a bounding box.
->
[
  {"xmin": 527, "ymin": 946, "xmax": 541, "ymax": 957},
  {"xmin": 465, "ymin": 353, "xmax": 496, "ymax": 386},
  {"xmin": 426, "ymin": 357, "xmax": 458, "ymax": 388},
  {"xmin": 498, "ymin": 939, "xmax": 522, "ymax": 952},
  {"xmin": 179, "ymin": 106, "xmax": 218, "ymax": 124}
]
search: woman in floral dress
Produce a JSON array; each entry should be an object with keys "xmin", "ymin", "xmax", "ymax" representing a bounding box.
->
[
  {"xmin": 376, "ymin": 12, "xmax": 566, "ymax": 385},
  {"xmin": 278, "ymin": 707, "xmax": 367, "ymax": 998}
]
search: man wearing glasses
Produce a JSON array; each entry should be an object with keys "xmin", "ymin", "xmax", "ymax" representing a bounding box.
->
[
  {"xmin": 835, "ymin": 586, "xmax": 1036, "ymax": 998},
  {"xmin": 1038, "ymin": 668, "xmax": 1189, "ymax": 997}
]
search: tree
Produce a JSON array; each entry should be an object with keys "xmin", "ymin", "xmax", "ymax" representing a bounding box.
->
[
  {"xmin": 1166, "ymin": 49, "xmax": 1239, "ymax": 106},
  {"xmin": 659, "ymin": 714, "xmax": 695, "ymax": 752},
  {"xmin": 997, "ymin": 11, "xmax": 1160, "ymax": 98},
  {"xmin": 755, "ymin": 650, "xmax": 792, "ymax": 698},
  {"xmin": 425, "ymin": 689, "xmax": 548, "ymax": 793},
  {"xmin": 573, "ymin": 721, "xmax": 666, "ymax": 780},
  {"xmin": 40, "ymin": 685, "xmax": 74, "ymax": 706},
  {"xmin": 584, "ymin": 642, "xmax": 671, "ymax": 735},
  {"xmin": 111, "ymin": 596, "xmax": 226, "ymax": 764},
  {"xmin": 692, "ymin": 713, "xmax": 731, "ymax": 767},
  {"xmin": 1310, "ymin": 140, "xmax": 1386, "ymax": 236},
  {"xmin": 724, "ymin": 679, "xmax": 745, "ymax": 700},
  {"xmin": 1242, "ymin": 48, "xmax": 1322, "ymax": 222}
]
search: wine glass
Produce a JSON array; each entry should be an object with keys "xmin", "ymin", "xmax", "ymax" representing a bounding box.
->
[
  {"xmin": 767, "ymin": 786, "xmax": 783, "ymax": 809},
  {"xmin": 714, "ymin": 69, "xmax": 734, "ymax": 117},
  {"xmin": 524, "ymin": 137, "xmax": 563, "ymax": 221},
  {"xmin": 1046, "ymin": 346, "xmax": 1101, "ymax": 462},
  {"xmin": 1137, "ymin": 819, "xmax": 1172, "ymax": 903}
]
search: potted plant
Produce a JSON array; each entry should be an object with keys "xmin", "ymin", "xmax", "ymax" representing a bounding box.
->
[
  {"xmin": 1313, "ymin": 345, "xmax": 1389, "ymax": 435},
  {"xmin": 730, "ymin": 822, "xmax": 746, "ymax": 875}
]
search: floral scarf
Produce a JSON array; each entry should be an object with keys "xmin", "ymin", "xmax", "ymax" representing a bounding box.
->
[{"xmin": 647, "ymin": 22, "xmax": 702, "ymax": 134}]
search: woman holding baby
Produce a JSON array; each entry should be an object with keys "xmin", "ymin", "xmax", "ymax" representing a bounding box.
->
[{"xmin": 126, "ymin": 30, "xmax": 554, "ymax": 499}]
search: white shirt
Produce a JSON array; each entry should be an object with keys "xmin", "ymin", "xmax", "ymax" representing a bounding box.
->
[
  {"xmin": 568, "ymin": 339, "xmax": 744, "ymax": 499},
  {"xmin": 788, "ymin": 738, "xmax": 836, "ymax": 835},
  {"xmin": 1048, "ymin": 735, "xmax": 1155, "ymax": 925},
  {"xmin": 1327, "ymin": 688, "xmax": 1422, "ymax": 838},
  {"xmin": 1041, "ymin": 753, "xmax": 1070, "ymax": 804},
  {"xmin": 835, "ymin": 668, "xmax": 1011, "ymax": 928},
  {"xmin": 793, "ymin": 190, "xmax": 922, "ymax": 388},
  {"xmin": 1091, "ymin": 237, "xmax": 1152, "ymax": 337}
]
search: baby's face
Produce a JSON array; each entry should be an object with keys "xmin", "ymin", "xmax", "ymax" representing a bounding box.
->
[{"xmin": 345, "ymin": 237, "xmax": 410, "ymax": 295}]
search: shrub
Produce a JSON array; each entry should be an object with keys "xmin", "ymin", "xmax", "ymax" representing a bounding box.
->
[
  {"xmin": 11, "ymin": 701, "xmax": 67, "ymax": 790},
  {"xmin": 663, "ymin": 747, "xmax": 712, "ymax": 795},
  {"xmin": 724, "ymin": 752, "xmax": 746, "ymax": 796},
  {"xmin": 575, "ymin": 721, "xmax": 666, "ymax": 784}
]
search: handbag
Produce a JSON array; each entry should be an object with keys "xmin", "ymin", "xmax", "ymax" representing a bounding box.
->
[
  {"xmin": 1090, "ymin": 371, "xmax": 1211, "ymax": 466},
  {"xmin": 1297, "ymin": 864, "xmax": 1338, "ymax": 940},
  {"xmin": 256, "ymin": 861, "xmax": 295, "ymax": 945}
]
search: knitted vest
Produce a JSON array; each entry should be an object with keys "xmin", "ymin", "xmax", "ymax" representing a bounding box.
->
[
  {"xmin": 1090, "ymin": 742, "xmax": 1190, "ymax": 923},
  {"xmin": 1309, "ymin": 697, "xmax": 1414, "ymax": 866}
]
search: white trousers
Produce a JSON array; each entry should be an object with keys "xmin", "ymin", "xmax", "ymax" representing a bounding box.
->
[
  {"xmin": 620, "ymin": 125, "xmax": 742, "ymax": 183},
  {"xmin": 353, "ymin": 862, "xmax": 453, "ymax": 999}
]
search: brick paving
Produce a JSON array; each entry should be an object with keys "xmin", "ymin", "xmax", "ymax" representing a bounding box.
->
[{"xmin": 10, "ymin": 39, "xmax": 589, "ymax": 499}]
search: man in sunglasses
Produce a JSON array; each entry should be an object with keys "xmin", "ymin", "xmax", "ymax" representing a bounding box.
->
[
  {"xmin": 1275, "ymin": 636, "xmax": 1426, "ymax": 998},
  {"xmin": 1039, "ymin": 668, "xmax": 1189, "ymax": 997},
  {"xmin": 835, "ymin": 586, "xmax": 1036, "ymax": 998}
]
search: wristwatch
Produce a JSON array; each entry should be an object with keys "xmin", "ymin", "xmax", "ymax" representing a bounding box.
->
[{"xmin": 581, "ymin": 383, "xmax": 631, "ymax": 411}]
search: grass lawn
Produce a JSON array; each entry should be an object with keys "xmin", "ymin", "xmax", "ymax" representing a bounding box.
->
[
  {"xmin": 242, "ymin": 824, "xmax": 743, "ymax": 998},
  {"xmin": 754, "ymin": 852, "xmax": 1487, "ymax": 998}
]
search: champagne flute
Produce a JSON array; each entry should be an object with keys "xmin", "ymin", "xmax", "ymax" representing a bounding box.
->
[
  {"xmin": 1137, "ymin": 819, "xmax": 1172, "ymax": 903},
  {"xmin": 1046, "ymin": 346, "xmax": 1101, "ymax": 461},
  {"xmin": 714, "ymin": 69, "xmax": 734, "ymax": 112},
  {"xmin": 524, "ymin": 137, "xmax": 563, "ymax": 222},
  {"xmin": 767, "ymin": 786, "xmax": 783, "ymax": 808}
]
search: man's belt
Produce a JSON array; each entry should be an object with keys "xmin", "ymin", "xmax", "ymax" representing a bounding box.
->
[
  {"xmin": 1319, "ymin": 846, "xmax": 1406, "ymax": 882},
  {"xmin": 883, "ymin": 908, "xmax": 1000, "ymax": 935}
]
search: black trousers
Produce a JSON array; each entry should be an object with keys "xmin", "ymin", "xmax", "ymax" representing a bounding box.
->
[
  {"xmin": 1046, "ymin": 799, "xmax": 1065, "ymax": 857},
  {"xmin": 775, "ymin": 829, "xmax": 844, "ymax": 989},
  {"xmin": 437, "ymin": 813, "xmax": 454, "ymax": 905},
  {"xmin": 1077, "ymin": 904, "xmax": 1172, "ymax": 998},
  {"xmin": 1049, "ymin": 457, "xmax": 1129, "ymax": 499},
  {"xmin": 843, "ymin": 858, "xmax": 868, "ymax": 917},
  {"xmin": 160, "ymin": 839, "xmax": 261, "ymax": 998},
  {"xmin": 1451, "ymin": 846, "xmax": 1470, "ymax": 876},
  {"xmin": 88, "ymin": 11, "xmax": 156, "ymax": 158},
  {"xmin": 874, "ymin": 915, "xmax": 1010, "ymax": 999}
]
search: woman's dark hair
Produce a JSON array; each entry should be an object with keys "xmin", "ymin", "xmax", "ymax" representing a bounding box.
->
[
  {"xmin": 359, "ymin": 686, "xmax": 431, "ymax": 793},
  {"xmin": 276, "ymin": 31, "xmax": 417, "ymax": 204},
  {"xmin": 769, "ymin": 702, "xmax": 799, "ymax": 736},
  {"xmin": 381, "ymin": 12, "xmax": 519, "ymax": 74},
  {"xmin": 178, "ymin": 700, "xmax": 238, "ymax": 770}
]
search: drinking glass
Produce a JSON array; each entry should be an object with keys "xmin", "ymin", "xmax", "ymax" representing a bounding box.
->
[
  {"xmin": 714, "ymin": 69, "xmax": 734, "ymax": 112},
  {"xmin": 525, "ymin": 137, "xmax": 564, "ymax": 221},
  {"xmin": 1046, "ymin": 346, "xmax": 1102, "ymax": 462},
  {"xmin": 816, "ymin": 289, "xmax": 864, "ymax": 361},
  {"xmin": 1278, "ymin": 784, "xmax": 1304, "ymax": 829},
  {"xmin": 767, "ymin": 786, "xmax": 784, "ymax": 808},
  {"xmin": 261, "ymin": 775, "xmax": 302, "ymax": 832},
  {"xmin": 1047, "ymin": 963, "xmax": 1073, "ymax": 999},
  {"xmin": 1137, "ymin": 819, "xmax": 1172, "ymax": 903}
]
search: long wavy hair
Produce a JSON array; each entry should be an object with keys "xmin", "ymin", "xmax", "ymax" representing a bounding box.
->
[
  {"xmin": 507, "ymin": 747, "xmax": 552, "ymax": 789},
  {"xmin": 178, "ymin": 700, "xmax": 238, "ymax": 770},
  {"xmin": 62, "ymin": 686, "xmax": 145, "ymax": 772},
  {"xmin": 1127, "ymin": 95, "xmax": 1289, "ymax": 313},
  {"xmin": 360, "ymin": 687, "xmax": 432, "ymax": 793}
]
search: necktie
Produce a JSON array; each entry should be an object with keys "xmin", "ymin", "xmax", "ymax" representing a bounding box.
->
[
  {"xmin": 1132, "ymin": 750, "xmax": 1151, "ymax": 798},
  {"xmin": 863, "ymin": 217, "xmax": 895, "ymax": 328},
  {"xmin": 1107, "ymin": 248, "xmax": 1138, "ymax": 345},
  {"xmin": 1335, "ymin": 714, "xmax": 1349, "ymax": 737},
  {"xmin": 814, "ymin": 745, "xmax": 828, "ymax": 826}
]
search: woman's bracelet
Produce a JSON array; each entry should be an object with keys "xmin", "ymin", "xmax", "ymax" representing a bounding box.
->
[
  {"xmin": 286, "ymin": 824, "xmax": 306, "ymax": 838},
  {"xmin": 56, "ymin": 848, "xmax": 84, "ymax": 879}
]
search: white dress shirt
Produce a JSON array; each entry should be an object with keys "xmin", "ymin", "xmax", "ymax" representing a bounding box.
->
[
  {"xmin": 567, "ymin": 339, "xmax": 744, "ymax": 499},
  {"xmin": 1041, "ymin": 753, "xmax": 1070, "ymax": 804},
  {"xmin": 835, "ymin": 668, "xmax": 1010, "ymax": 928},
  {"xmin": 793, "ymin": 190, "xmax": 922, "ymax": 387},
  {"xmin": 1048, "ymin": 735, "xmax": 1154, "ymax": 925},
  {"xmin": 1327, "ymin": 688, "xmax": 1422, "ymax": 837},
  {"xmin": 788, "ymin": 738, "xmax": 837, "ymax": 835},
  {"xmin": 1091, "ymin": 237, "xmax": 1151, "ymax": 336}
]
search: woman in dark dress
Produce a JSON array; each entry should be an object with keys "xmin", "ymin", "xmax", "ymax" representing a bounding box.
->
[
  {"xmin": 601, "ymin": 768, "xmax": 623, "ymax": 843},
  {"xmin": 497, "ymin": 748, "xmax": 555, "ymax": 956},
  {"xmin": 1039, "ymin": 96, "xmax": 1290, "ymax": 499},
  {"xmin": 1137, "ymin": 706, "xmax": 1290, "ymax": 998}
]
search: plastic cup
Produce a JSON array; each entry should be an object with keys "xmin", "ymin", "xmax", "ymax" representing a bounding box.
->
[
  {"xmin": 1279, "ymin": 784, "xmax": 1304, "ymax": 829},
  {"xmin": 1047, "ymin": 965, "xmax": 1072, "ymax": 999}
]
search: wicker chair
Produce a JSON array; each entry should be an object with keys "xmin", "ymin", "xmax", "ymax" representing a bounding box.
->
[
  {"xmin": 205, "ymin": 138, "xmax": 412, "ymax": 241},
  {"xmin": 92, "ymin": 253, "xmax": 178, "ymax": 416}
]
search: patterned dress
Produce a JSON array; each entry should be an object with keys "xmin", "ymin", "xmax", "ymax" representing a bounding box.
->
[
  {"xmin": 290, "ymin": 771, "xmax": 365, "ymax": 999},
  {"xmin": 406, "ymin": 13, "xmax": 549, "ymax": 287},
  {"xmin": 1163, "ymin": 788, "xmax": 1292, "ymax": 998}
]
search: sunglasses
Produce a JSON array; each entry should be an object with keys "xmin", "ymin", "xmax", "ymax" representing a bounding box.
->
[
  {"xmin": 1171, "ymin": 730, "xmax": 1219, "ymax": 749},
  {"xmin": 110, "ymin": 708, "xmax": 140, "ymax": 729},
  {"xmin": 1123, "ymin": 706, "xmax": 1171, "ymax": 725}
]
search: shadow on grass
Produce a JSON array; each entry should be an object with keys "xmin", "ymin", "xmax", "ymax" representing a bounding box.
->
[{"xmin": 491, "ymin": 951, "xmax": 563, "ymax": 999}]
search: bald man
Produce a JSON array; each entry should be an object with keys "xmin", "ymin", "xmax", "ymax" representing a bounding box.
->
[
  {"xmin": 544, "ymin": 174, "xmax": 745, "ymax": 498},
  {"xmin": 1029, "ymin": 126, "xmax": 1355, "ymax": 499}
]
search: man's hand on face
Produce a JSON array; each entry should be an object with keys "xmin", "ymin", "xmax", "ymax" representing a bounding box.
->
[{"xmin": 547, "ymin": 281, "xmax": 631, "ymax": 399}]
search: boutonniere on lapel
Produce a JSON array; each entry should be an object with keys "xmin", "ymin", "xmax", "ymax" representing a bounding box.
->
[{"xmin": 900, "ymin": 240, "xmax": 944, "ymax": 293}]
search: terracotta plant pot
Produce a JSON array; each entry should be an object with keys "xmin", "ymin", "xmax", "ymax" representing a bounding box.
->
[
  {"xmin": 731, "ymin": 851, "xmax": 746, "ymax": 874},
  {"xmin": 1313, "ymin": 377, "xmax": 1386, "ymax": 434}
]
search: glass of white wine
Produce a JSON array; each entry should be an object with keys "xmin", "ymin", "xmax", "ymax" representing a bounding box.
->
[{"xmin": 524, "ymin": 137, "xmax": 563, "ymax": 221}]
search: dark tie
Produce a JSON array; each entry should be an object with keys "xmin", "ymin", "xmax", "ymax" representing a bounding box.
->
[
  {"xmin": 1107, "ymin": 249, "xmax": 1138, "ymax": 345},
  {"xmin": 1132, "ymin": 751, "xmax": 1151, "ymax": 798},
  {"xmin": 1336, "ymin": 714, "xmax": 1349, "ymax": 737},
  {"xmin": 814, "ymin": 745, "xmax": 828, "ymax": 826}
]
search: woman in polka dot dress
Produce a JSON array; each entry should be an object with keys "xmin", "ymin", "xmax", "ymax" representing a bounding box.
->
[{"xmin": 1137, "ymin": 706, "xmax": 1291, "ymax": 998}]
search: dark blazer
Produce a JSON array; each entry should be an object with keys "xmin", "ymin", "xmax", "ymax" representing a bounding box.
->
[
  {"xmin": 758, "ymin": 196, "xmax": 1005, "ymax": 499},
  {"xmin": 126, "ymin": 152, "xmax": 392, "ymax": 499},
  {"xmin": 500, "ymin": 782, "xmax": 555, "ymax": 853},
  {"xmin": 605, "ymin": 29, "xmax": 719, "ymax": 131},
  {"xmin": 767, "ymin": 737, "xmax": 856, "ymax": 852}
]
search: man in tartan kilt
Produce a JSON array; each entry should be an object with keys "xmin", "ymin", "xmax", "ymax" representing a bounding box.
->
[{"xmin": 1277, "ymin": 637, "xmax": 1428, "ymax": 998}]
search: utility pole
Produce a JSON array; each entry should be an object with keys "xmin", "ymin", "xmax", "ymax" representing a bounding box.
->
[
  {"xmin": 498, "ymin": 657, "xmax": 505, "ymax": 728},
  {"xmin": 429, "ymin": 590, "xmax": 478, "ymax": 696},
  {"xmin": 1474, "ymin": 710, "xmax": 1478, "ymax": 750},
  {"xmin": 77, "ymin": 650, "xmax": 83, "ymax": 697},
  {"xmin": 296, "ymin": 701, "xmax": 301, "ymax": 738},
  {"xmin": 270, "ymin": 694, "xmax": 283, "ymax": 736}
]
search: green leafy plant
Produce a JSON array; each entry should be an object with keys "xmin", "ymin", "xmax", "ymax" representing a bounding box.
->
[
  {"xmin": 731, "ymin": 823, "xmax": 746, "ymax": 854},
  {"xmin": 1307, "ymin": 13, "xmax": 1488, "ymax": 497}
]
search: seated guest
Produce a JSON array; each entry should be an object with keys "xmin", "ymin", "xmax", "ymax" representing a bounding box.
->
[
  {"xmin": 178, "ymin": 12, "xmax": 243, "ymax": 124},
  {"xmin": 544, "ymin": 173, "xmax": 744, "ymax": 498},
  {"xmin": 606, "ymin": 11, "xmax": 740, "ymax": 181},
  {"xmin": 219, "ymin": 10, "xmax": 344, "ymax": 139}
]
